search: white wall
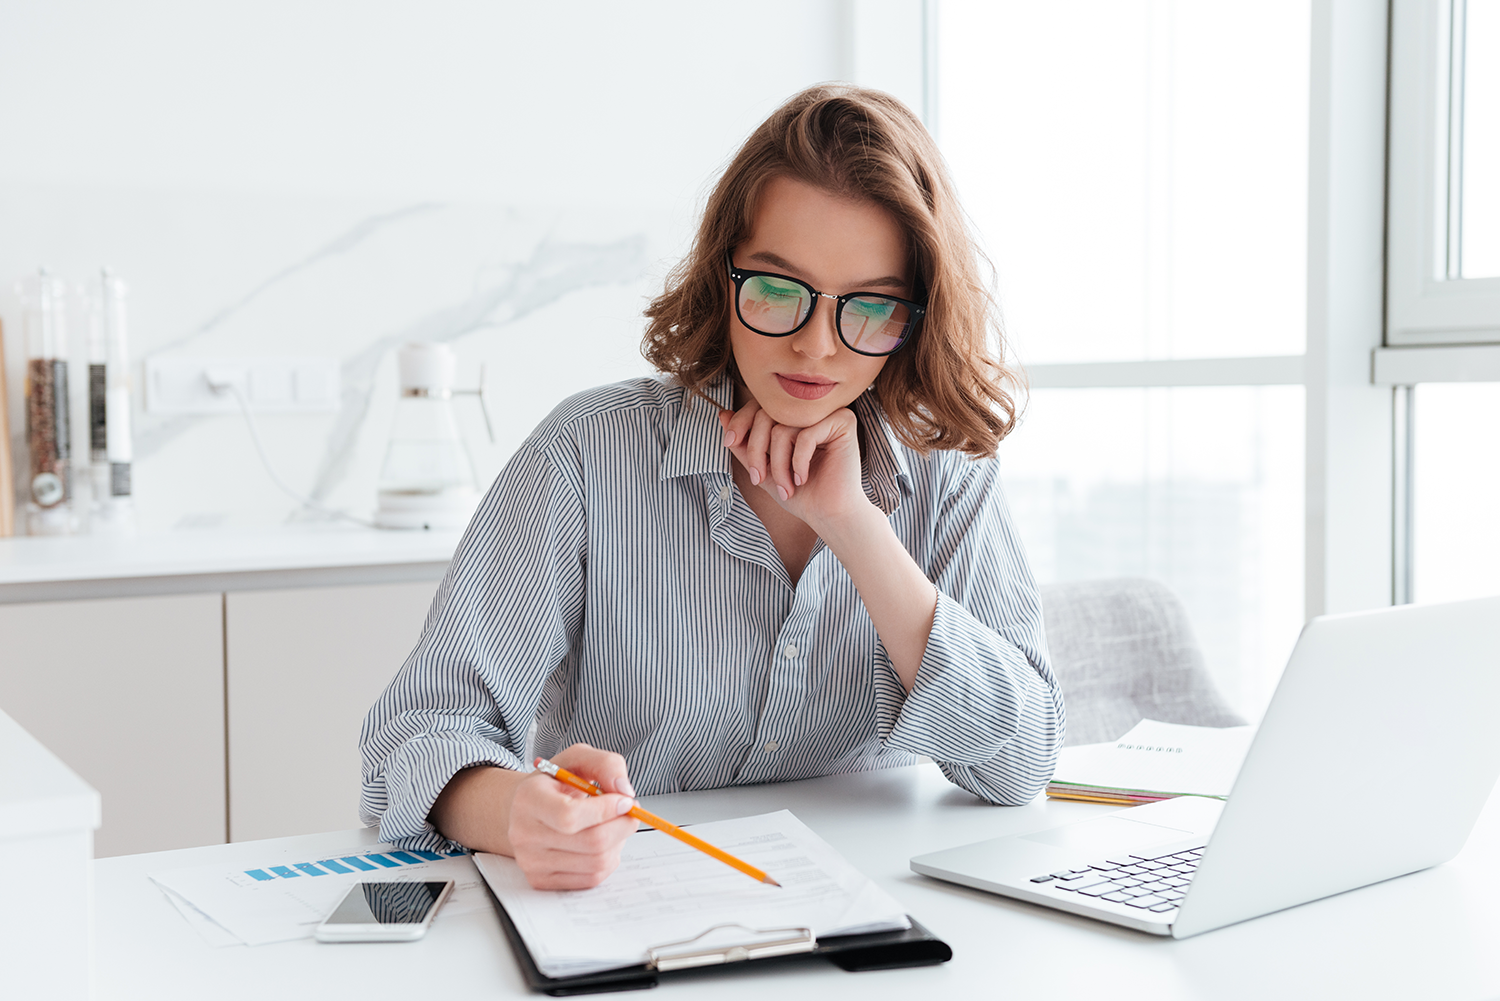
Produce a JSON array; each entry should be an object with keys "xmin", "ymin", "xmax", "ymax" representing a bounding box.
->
[{"xmin": 0, "ymin": 0, "xmax": 849, "ymax": 529}]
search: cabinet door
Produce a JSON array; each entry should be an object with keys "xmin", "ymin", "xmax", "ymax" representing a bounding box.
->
[
  {"xmin": 0, "ymin": 593, "xmax": 226, "ymax": 857},
  {"xmin": 225, "ymin": 580, "xmax": 437, "ymax": 842}
]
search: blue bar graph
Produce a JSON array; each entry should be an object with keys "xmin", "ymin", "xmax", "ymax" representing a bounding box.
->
[{"xmin": 245, "ymin": 848, "xmax": 455, "ymax": 882}]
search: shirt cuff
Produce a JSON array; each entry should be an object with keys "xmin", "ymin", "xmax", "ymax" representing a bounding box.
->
[
  {"xmin": 884, "ymin": 591, "xmax": 1043, "ymax": 765},
  {"xmin": 371, "ymin": 732, "xmax": 525, "ymax": 852}
]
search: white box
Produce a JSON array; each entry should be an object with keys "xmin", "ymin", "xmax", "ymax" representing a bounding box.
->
[{"xmin": 0, "ymin": 708, "xmax": 102, "ymax": 1000}]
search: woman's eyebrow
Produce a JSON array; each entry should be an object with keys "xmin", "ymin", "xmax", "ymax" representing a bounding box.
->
[{"xmin": 746, "ymin": 250, "xmax": 908, "ymax": 291}]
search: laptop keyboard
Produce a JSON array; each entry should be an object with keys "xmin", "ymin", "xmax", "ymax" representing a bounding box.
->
[{"xmin": 1028, "ymin": 845, "xmax": 1206, "ymax": 914}]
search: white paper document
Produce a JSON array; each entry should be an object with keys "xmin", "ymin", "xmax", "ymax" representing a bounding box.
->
[
  {"xmin": 476, "ymin": 809, "xmax": 910, "ymax": 979},
  {"xmin": 150, "ymin": 842, "xmax": 488, "ymax": 946},
  {"xmin": 1052, "ymin": 719, "xmax": 1257, "ymax": 798}
]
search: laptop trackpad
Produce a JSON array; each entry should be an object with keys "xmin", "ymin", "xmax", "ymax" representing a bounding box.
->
[{"xmin": 1020, "ymin": 815, "xmax": 1195, "ymax": 853}]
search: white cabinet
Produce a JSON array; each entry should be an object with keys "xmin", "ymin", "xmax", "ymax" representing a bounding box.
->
[
  {"xmin": 0, "ymin": 594, "xmax": 226, "ymax": 857},
  {"xmin": 225, "ymin": 580, "xmax": 437, "ymax": 842}
]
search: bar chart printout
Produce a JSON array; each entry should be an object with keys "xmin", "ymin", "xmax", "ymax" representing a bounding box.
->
[
  {"xmin": 240, "ymin": 849, "xmax": 460, "ymax": 883},
  {"xmin": 149, "ymin": 844, "xmax": 484, "ymax": 946}
]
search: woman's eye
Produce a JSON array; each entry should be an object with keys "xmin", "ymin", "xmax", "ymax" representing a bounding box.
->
[
  {"xmin": 750, "ymin": 277, "xmax": 804, "ymax": 301},
  {"xmin": 849, "ymin": 300, "xmax": 895, "ymax": 320}
]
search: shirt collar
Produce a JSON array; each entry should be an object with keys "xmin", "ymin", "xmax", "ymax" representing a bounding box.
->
[
  {"xmin": 660, "ymin": 375, "xmax": 912, "ymax": 516},
  {"xmin": 660, "ymin": 376, "xmax": 735, "ymax": 481},
  {"xmin": 852, "ymin": 389, "xmax": 912, "ymax": 517}
]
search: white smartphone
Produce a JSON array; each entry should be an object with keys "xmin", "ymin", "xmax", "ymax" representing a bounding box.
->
[{"xmin": 313, "ymin": 880, "xmax": 455, "ymax": 943}]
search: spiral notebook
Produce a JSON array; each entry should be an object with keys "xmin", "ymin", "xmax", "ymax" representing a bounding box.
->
[{"xmin": 474, "ymin": 809, "xmax": 950, "ymax": 994}]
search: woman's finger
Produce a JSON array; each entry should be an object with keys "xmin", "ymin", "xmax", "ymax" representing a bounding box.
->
[
  {"xmin": 790, "ymin": 411, "xmax": 850, "ymax": 487},
  {"xmin": 723, "ymin": 400, "xmax": 760, "ymax": 449},
  {"xmin": 553, "ymin": 742, "xmax": 635, "ymax": 797},
  {"xmin": 767, "ymin": 424, "xmax": 799, "ymax": 501},
  {"xmin": 744, "ymin": 409, "xmax": 776, "ymax": 486},
  {"xmin": 515, "ymin": 815, "xmax": 635, "ymax": 890}
]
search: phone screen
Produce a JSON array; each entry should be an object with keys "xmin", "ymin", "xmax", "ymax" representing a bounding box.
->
[{"xmin": 325, "ymin": 881, "xmax": 450, "ymax": 926}]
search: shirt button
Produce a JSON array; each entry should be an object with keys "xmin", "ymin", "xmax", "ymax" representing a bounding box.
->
[
  {"xmin": 783, "ymin": 644, "xmax": 798, "ymax": 659},
  {"xmin": 719, "ymin": 481, "xmax": 731, "ymax": 503},
  {"xmin": 763, "ymin": 740, "xmax": 779, "ymax": 753}
]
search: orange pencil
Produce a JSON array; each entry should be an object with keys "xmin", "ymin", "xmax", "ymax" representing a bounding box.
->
[{"xmin": 533, "ymin": 757, "xmax": 781, "ymax": 887}]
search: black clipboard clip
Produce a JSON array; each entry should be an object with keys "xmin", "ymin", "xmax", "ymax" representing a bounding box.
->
[{"xmin": 646, "ymin": 923, "xmax": 815, "ymax": 972}]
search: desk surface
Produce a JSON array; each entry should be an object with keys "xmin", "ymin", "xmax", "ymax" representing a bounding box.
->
[{"xmin": 96, "ymin": 763, "xmax": 1500, "ymax": 1001}]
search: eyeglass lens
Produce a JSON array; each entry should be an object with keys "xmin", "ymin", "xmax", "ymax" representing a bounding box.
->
[{"xmin": 738, "ymin": 275, "xmax": 913, "ymax": 355}]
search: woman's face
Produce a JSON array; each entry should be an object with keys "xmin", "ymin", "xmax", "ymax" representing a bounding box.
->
[{"xmin": 728, "ymin": 175, "xmax": 911, "ymax": 427}]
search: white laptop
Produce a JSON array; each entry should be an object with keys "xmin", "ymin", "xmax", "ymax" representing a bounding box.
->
[{"xmin": 910, "ymin": 596, "xmax": 1500, "ymax": 939}]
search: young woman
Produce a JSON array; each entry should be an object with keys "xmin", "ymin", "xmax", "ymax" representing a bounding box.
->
[{"xmin": 360, "ymin": 84, "xmax": 1064, "ymax": 890}]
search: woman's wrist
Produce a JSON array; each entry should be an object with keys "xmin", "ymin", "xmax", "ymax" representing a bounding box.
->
[
  {"xmin": 809, "ymin": 495, "xmax": 888, "ymax": 553},
  {"xmin": 430, "ymin": 764, "xmax": 525, "ymax": 856}
]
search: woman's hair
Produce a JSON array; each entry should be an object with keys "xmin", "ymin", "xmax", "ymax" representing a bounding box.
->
[{"xmin": 642, "ymin": 83, "xmax": 1020, "ymax": 457}]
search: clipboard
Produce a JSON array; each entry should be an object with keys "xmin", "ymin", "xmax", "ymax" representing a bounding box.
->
[{"xmin": 482, "ymin": 877, "xmax": 952, "ymax": 996}]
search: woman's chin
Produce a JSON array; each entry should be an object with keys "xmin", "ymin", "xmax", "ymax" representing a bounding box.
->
[{"xmin": 759, "ymin": 397, "xmax": 839, "ymax": 428}]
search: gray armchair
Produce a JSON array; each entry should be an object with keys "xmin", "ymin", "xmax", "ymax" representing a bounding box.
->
[{"xmin": 1039, "ymin": 578, "xmax": 1247, "ymax": 746}]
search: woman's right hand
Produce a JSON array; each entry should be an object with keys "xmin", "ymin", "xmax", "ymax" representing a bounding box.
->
[{"xmin": 504, "ymin": 743, "xmax": 639, "ymax": 890}]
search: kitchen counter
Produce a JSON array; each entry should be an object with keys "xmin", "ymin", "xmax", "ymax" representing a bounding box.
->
[{"xmin": 0, "ymin": 524, "xmax": 461, "ymax": 603}]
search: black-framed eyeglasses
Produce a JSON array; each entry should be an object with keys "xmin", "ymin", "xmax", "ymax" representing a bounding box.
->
[{"xmin": 727, "ymin": 252, "xmax": 924, "ymax": 357}]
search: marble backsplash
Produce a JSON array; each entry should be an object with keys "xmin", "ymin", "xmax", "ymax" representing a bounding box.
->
[{"xmin": 1, "ymin": 183, "xmax": 684, "ymax": 532}]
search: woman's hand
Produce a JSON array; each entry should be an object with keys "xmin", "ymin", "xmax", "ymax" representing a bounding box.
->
[
  {"xmin": 717, "ymin": 395, "xmax": 938, "ymax": 693},
  {"xmin": 431, "ymin": 743, "xmax": 638, "ymax": 891},
  {"xmin": 719, "ymin": 398, "xmax": 870, "ymax": 532},
  {"xmin": 505, "ymin": 743, "xmax": 639, "ymax": 890}
]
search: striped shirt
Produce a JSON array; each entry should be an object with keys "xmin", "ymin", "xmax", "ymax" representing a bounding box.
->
[{"xmin": 360, "ymin": 376, "xmax": 1064, "ymax": 850}]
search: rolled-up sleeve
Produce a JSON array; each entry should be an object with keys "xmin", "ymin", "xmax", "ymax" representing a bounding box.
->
[
  {"xmin": 358, "ymin": 432, "xmax": 588, "ymax": 850},
  {"xmin": 880, "ymin": 455, "xmax": 1065, "ymax": 804}
]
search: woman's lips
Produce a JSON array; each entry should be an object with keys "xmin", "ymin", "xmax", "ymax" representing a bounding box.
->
[{"xmin": 776, "ymin": 373, "xmax": 837, "ymax": 400}]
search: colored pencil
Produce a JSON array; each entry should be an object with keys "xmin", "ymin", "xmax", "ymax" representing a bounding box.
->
[{"xmin": 533, "ymin": 757, "xmax": 780, "ymax": 887}]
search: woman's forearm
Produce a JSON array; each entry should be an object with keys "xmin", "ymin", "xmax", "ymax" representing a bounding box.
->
[
  {"xmin": 817, "ymin": 503, "xmax": 937, "ymax": 693},
  {"xmin": 428, "ymin": 765, "xmax": 525, "ymax": 855}
]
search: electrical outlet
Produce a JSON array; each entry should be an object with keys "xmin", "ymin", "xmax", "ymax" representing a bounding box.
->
[{"xmin": 146, "ymin": 356, "xmax": 341, "ymax": 414}]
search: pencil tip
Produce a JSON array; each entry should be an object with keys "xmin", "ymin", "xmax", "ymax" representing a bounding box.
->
[{"xmin": 766, "ymin": 877, "xmax": 782, "ymax": 887}]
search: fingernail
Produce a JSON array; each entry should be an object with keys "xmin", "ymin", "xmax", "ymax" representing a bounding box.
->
[
  {"xmin": 750, "ymin": 467, "xmax": 760, "ymax": 485},
  {"xmin": 777, "ymin": 486, "xmax": 789, "ymax": 501},
  {"xmin": 619, "ymin": 779, "xmax": 636, "ymax": 797},
  {"xmin": 722, "ymin": 430, "xmax": 733, "ymax": 447},
  {"xmin": 794, "ymin": 473, "xmax": 804, "ymax": 486},
  {"xmin": 616, "ymin": 797, "xmax": 635, "ymax": 815}
]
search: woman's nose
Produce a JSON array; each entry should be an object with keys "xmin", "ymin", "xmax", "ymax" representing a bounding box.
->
[{"xmin": 792, "ymin": 298, "xmax": 840, "ymax": 359}]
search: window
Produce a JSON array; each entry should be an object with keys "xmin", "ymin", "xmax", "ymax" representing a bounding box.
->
[
  {"xmin": 939, "ymin": 1, "xmax": 1308, "ymax": 364},
  {"xmin": 1381, "ymin": 0, "xmax": 1500, "ymax": 604},
  {"xmin": 1411, "ymin": 383, "xmax": 1500, "ymax": 602},
  {"xmin": 936, "ymin": 0, "xmax": 1311, "ymax": 716}
]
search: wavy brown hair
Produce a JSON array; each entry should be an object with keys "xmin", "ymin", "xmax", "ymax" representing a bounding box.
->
[{"xmin": 642, "ymin": 83, "xmax": 1019, "ymax": 457}]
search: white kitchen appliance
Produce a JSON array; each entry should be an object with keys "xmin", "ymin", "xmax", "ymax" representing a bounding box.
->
[{"xmin": 374, "ymin": 342, "xmax": 493, "ymax": 531}]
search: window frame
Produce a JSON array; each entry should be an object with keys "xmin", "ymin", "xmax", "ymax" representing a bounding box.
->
[{"xmin": 1386, "ymin": 0, "xmax": 1500, "ymax": 348}]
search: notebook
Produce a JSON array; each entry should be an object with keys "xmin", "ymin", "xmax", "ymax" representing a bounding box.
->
[
  {"xmin": 475, "ymin": 809, "xmax": 949, "ymax": 990},
  {"xmin": 1046, "ymin": 719, "xmax": 1255, "ymax": 806}
]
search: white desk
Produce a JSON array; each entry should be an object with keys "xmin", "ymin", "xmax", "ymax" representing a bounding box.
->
[{"xmin": 96, "ymin": 764, "xmax": 1500, "ymax": 1000}]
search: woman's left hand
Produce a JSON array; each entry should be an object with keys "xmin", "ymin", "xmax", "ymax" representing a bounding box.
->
[{"xmin": 719, "ymin": 399, "xmax": 870, "ymax": 531}]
